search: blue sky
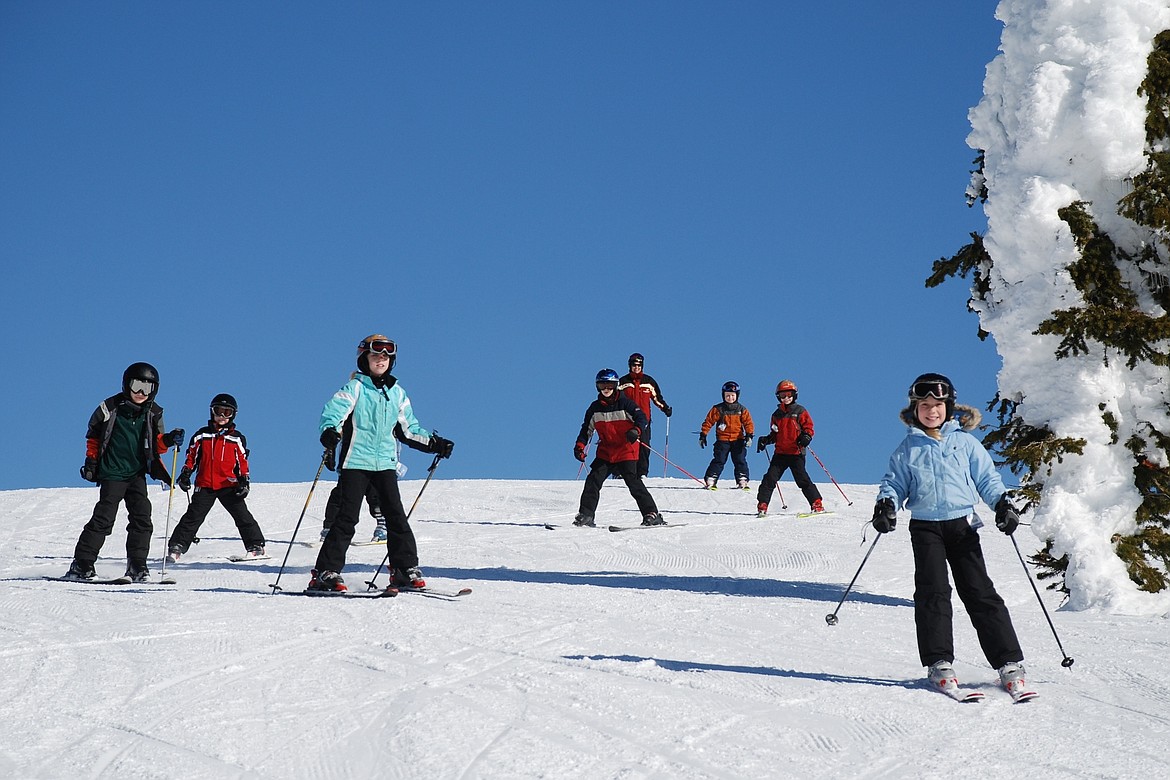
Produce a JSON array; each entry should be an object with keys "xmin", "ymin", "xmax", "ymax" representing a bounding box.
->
[{"xmin": 0, "ymin": 2, "xmax": 1004, "ymax": 491}]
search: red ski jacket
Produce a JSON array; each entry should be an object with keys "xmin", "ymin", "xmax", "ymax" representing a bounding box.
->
[
  {"xmin": 576, "ymin": 393, "xmax": 648, "ymax": 463},
  {"xmin": 768, "ymin": 403, "xmax": 815, "ymax": 456},
  {"xmin": 618, "ymin": 372, "xmax": 668, "ymax": 422},
  {"xmin": 183, "ymin": 423, "xmax": 250, "ymax": 490}
]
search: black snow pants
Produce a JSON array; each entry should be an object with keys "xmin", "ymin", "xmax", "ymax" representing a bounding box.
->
[
  {"xmin": 578, "ymin": 458, "xmax": 658, "ymax": 519},
  {"xmin": 73, "ymin": 475, "xmax": 153, "ymax": 567},
  {"xmin": 909, "ymin": 517, "xmax": 1023, "ymax": 670},
  {"xmin": 168, "ymin": 487, "xmax": 265, "ymax": 553},
  {"xmin": 315, "ymin": 469, "xmax": 417, "ymax": 574}
]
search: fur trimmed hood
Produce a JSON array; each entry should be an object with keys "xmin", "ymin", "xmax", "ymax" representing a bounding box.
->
[{"xmin": 899, "ymin": 402, "xmax": 981, "ymax": 432}]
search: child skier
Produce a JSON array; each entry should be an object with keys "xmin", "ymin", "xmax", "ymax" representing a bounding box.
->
[
  {"xmin": 313, "ymin": 335, "xmax": 454, "ymax": 592},
  {"xmin": 66, "ymin": 362, "xmax": 184, "ymax": 582},
  {"xmin": 872, "ymin": 372, "xmax": 1031, "ymax": 701},
  {"xmin": 755, "ymin": 380, "xmax": 824, "ymax": 516},
  {"xmin": 167, "ymin": 393, "xmax": 266, "ymax": 562},
  {"xmin": 573, "ymin": 369, "xmax": 665, "ymax": 527},
  {"xmin": 699, "ymin": 381, "xmax": 754, "ymax": 489},
  {"xmin": 618, "ymin": 352, "xmax": 672, "ymax": 478}
]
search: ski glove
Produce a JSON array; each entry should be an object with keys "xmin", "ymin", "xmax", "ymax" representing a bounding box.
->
[
  {"xmin": 872, "ymin": 498, "xmax": 897, "ymax": 533},
  {"xmin": 626, "ymin": 428, "xmax": 640, "ymax": 443},
  {"xmin": 80, "ymin": 458, "xmax": 98, "ymax": 483},
  {"xmin": 322, "ymin": 447, "xmax": 336, "ymax": 471},
  {"xmin": 320, "ymin": 428, "xmax": 341, "ymax": 450},
  {"xmin": 661, "ymin": 404, "xmax": 673, "ymax": 418},
  {"xmin": 234, "ymin": 476, "xmax": 250, "ymax": 499},
  {"xmin": 699, "ymin": 433, "xmax": 708, "ymax": 449},
  {"xmin": 743, "ymin": 434, "xmax": 753, "ymax": 449},
  {"xmin": 757, "ymin": 433, "xmax": 775, "ymax": 452},
  {"xmin": 430, "ymin": 434, "xmax": 455, "ymax": 459},
  {"xmin": 163, "ymin": 428, "xmax": 185, "ymax": 449},
  {"xmin": 796, "ymin": 432, "xmax": 812, "ymax": 448},
  {"xmin": 177, "ymin": 468, "xmax": 193, "ymax": 492},
  {"xmin": 995, "ymin": 495, "xmax": 1020, "ymax": 535},
  {"xmin": 573, "ymin": 442, "xmax": 587, "ymax": 462}
]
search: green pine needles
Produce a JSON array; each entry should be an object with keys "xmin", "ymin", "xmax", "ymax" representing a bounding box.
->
[{"xmin": 936, "ymin": 31, "xmax": 1170, "ymax": 595}]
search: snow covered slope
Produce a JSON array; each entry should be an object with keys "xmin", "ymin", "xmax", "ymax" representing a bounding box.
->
[{"xmin": 1, "ymin": 478, "xmax": 1167, "ymax": 778}]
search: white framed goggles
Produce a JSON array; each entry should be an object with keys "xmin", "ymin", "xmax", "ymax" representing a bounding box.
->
[
  {"xmin": 128, "ymin": 379, "xmax": 155, "ymax": 396},
  {"xmin": 360, "ymin": 338, "xmax": 396, "ymax": 357}
]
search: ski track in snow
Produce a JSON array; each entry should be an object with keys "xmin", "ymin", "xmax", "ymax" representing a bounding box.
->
[{"xmin": 2, "ymin": 478, "xmax": 1170, "ymax": 778}]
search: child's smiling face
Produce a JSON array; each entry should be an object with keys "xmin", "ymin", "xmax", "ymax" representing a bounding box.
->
[{"xmin": 915, "ymin": 396, "xmax": 947, "ymax": 429}]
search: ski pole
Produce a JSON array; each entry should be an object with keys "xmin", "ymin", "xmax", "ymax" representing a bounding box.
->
[
  {"xmin": 1009, "ymin": 534, "xmax": 1075, "ymax": 667},
  {"xmin": 366, "ymin": 453, "xmax": 443, "ymax": 590},
  {"xmin": 825, "ymin": 534, "xmax": 881, "ymax": 626},
  {"xmin": 160, "ymin": 444, "xmax": 180, "ymax": 581},
  {"xmin": 662, "ymin": 416, "xmax": 670, "ymax": 478},
  {"xmin": 640, "ymin": 441, "xmax": 705, "ymax": 486},
  {"xmin": 270, "ymin": 451, "xmax": 330, "ymax": 594},
  {"xmin": 764, "ymin": 446, "xmax": 787, "ymax": 509},
  {"xmin": 807, "ymin": 446, "xmax": 852, "ymax": 505}
]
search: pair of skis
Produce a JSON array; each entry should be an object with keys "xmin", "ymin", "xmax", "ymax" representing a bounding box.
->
[{"xmin": 934, "ymin": 679, "xmax": 1038, "ymax": 704}]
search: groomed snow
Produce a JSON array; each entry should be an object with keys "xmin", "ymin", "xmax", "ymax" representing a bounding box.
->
[{"xmin": 2, "ymin": 477, "xmax": 1168, "ymax": 778}]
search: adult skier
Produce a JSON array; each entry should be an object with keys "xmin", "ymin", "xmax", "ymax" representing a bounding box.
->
[{"xmin": 618, "ymin": 353, "xmax": 672, "ymax": 478}]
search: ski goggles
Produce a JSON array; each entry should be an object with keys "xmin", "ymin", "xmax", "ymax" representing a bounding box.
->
[
  {"xmin": 212, "ymin": 405, "xmax": 236, "ymax": 419},
  {"xmin": 128, "ymin": 379, "xmax": 155, "ymax": 396},
  {"xmin": 909, "ymin": 381, "xmax": 953, "ymax": 401},
  {"xmin": 360, "ymin": 338, "xmax": 396, "ymax": 356}
]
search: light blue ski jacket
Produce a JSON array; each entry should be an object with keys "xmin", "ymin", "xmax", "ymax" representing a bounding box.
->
[
  {"xmin": 877, "ymin": 412, "xmax": 1006, "ymax": 522},
  {"xmin": 320, "ymin": 373, "xmax": 431, "ymax": 472}
]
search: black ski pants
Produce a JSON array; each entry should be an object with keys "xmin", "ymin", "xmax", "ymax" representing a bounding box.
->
[
  {"xmin": 705, "ymin": 439, "xmax": 748, "ymax": 483},
  {"xmin": 756, "ymin": 453, "xmax": 822, "ymax": 508},
  {"xmin": 315, "ymin": 469, "xmax": 417, "ymax": 574},
  {"xmin": 909, "ymin": 517, "xmax": 1023, "ymax": 670},
  {"xmin": 579, "ymin": 458, "xmax": 658, "ymax": 518},
  {"xmin": 635, "ymin": 421, "xmax": 653, "ymax": 477},
  {"xmin": 322, "ymin": 481, "xmax": 383, "ymax": 531},
  {"xmin": 73, "ymin": 476, "xmax": 153, "ymax": 567},
  {"xmin": 168, "ymin": 487, "xmax": 265, "ymax": 553}
]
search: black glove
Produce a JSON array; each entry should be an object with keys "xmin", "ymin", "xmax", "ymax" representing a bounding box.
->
[
  {"xmin": 573, "ymin": 442, "xmax": 586, "ymax": 462},
  {"xmin": 796, "ymin": 432, "xmax": 812, "ymax": 448},
  {"xmin": 757, "ymin": 433, "xmax": 775, "ymax": 452},
  {"xmin": 177, "ymin": 467, "xmax": 193, "ymax": 492},
  {"xmin": 323, "ymin": 447, "xmax": 336, "ymax": 471},
  {"xmin": 872, "ymin": 498, "xmax": 897, "ymax": 533},
  {"xmin": 743, "ymin": 434, "xmax": 753, "ymax": 449},
  {"xmin": 995, "ymin": 495, "xmax": 1020, "ymax": 535},
  {"xmin": 234, "ymin": 475, "xmax": 250, "ymax": 499},
  {"xmin": 662, "ymin": 404, "xmax": 673, "ymax": 418},
  {"xmin": 320, "ymin": 429, "xmax": 341, "ymax": 450},
  {"xmin": 626, "ymin": 428, "xmax": 640, "ymax": 443},
  {"xmin": 699, "ymin": 433, "xmax": 708, "ymax": 449},
  {"xmin": 430, "ymin": 434, "xmax": 454, "ymax": 459},
  {"xmin": 80, "ymin": 457, "xmax": 98, "ymax": 483},
  {"xmin": 163, "ymin": 428, "xmax": 185, "ymax": 449}
]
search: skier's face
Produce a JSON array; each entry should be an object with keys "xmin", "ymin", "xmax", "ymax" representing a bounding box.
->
[
  {"xmin": 367, "ymin": 352, "xmax": 391, "ymax": 377},
  {"xmin": 915, "ymin": 396, "xmax": 947, "ymax": 429},
  {"xmin": 597, "ymin": 382, "xmax": 617, "ymax": 398},
  {"xmin": 629, "ymin": 362, "xmax": 643, "ymax": 375},
  {"xmin": 723, "ymin": 391, "xmax": 737, "ymax": 404}
]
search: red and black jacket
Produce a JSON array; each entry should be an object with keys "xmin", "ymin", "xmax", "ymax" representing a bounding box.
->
[
  {"xmin": 183, "ymin": 422, "xmax": 250, "ymax": 491},
  {"xmin": 768, "ymin": 402, "xmax": 815, "ymax": 456},
  {"xmin": 576, "ymin": 392, "xmax": 648, "ymax": 463},
  {"xmin": 618, "ymin": 372, "xmax": 668, "ymax": 422}
]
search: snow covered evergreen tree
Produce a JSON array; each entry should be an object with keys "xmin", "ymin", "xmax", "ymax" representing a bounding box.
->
[{"xmin": 934, "ymin": 0, "xmax": 1170, "ymax": 611}]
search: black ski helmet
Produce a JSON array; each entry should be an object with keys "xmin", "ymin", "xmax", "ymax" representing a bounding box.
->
[
  {"xmin": 210, "ymin": 393, "xmax": 238, "ymax": 420},
  {"xmin": 357, "ymin": 333, "xmax": 396, "ymax": 375},
  {"xmin": 122, "ymin": 362, "xmax": 160, "ymax": 403},
  {"xmin": 908, "ymin": 373, "xmax": 956, "ymax": 419},
  {"xmin": 596, "ymin": 368, "xmax": 620, "ymax": 387},
  {"xmin": 628, "ymin": 353, "xmax": 644, "ymax": 368},
  {"xmin": 722, "ymin": 381, "xmax": 740, "ymax": 398}
]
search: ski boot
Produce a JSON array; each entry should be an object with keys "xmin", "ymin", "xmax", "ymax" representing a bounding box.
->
[
  {"xmin": 811, "ymin": 498, "xmax": 825, "ymax": 513},
  {"xmin": 124, "ymin": 560, "xmax": 150, "ymax": 583},
  {"xmin": 641, "ymin": 512, "xmax": 667, "ymax": 527},
  {"xmin": 573, "ymin": 512, "xmax": 596, "ymax": 527},
  {"xmin": 392, "ymin": 566, "xmax": 426, "ymax": 589},
  {"xmin": 369, "ymin": 522, "xmax": 388, "ymax": 544},
  {"xmin": 64, "ymin": 560, "xmax": 97, "ymax": 581},
  {"xmin": 167, "ymin": 546, "xmax": 183, "ymax": 564},
  {"xmin": 756, "ymin": 502, "xmax": 768, "ymax": 518},
  {"xmin": 307, "ymin": 569, "xmax": 347, "ymax": 592}
]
